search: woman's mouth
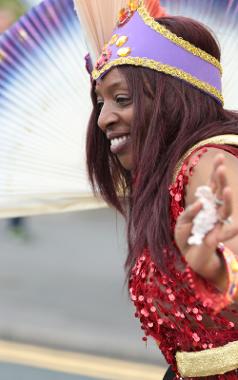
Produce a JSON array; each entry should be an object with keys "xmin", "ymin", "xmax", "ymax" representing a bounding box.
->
[{"xmin": 110, "ymin": 134, "xmax": 131, "ymax": 154}]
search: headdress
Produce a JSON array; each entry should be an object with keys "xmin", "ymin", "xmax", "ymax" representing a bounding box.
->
[{"xmin": 79, "ymin": 0, "xmax": 223, "ymax": 104}]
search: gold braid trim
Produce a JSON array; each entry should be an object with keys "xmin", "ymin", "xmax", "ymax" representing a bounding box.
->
[
  {"xmin": 176, "ymin": 340, "xmax": 238, "ymax": 377},
  {"xmin": 138, "ymin": 0, "xmax": 222, "ymax": 74},
  {"xmin": 92, "ymin": 57, "xmax": 223, "ymax": 104},
  {"xmin": 173, "ymin": 134, "xmax": 238, "ymax": 182}
]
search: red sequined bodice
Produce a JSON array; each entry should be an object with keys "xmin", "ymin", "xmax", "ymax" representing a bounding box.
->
[{"xmin": 129, "ymin": 145, "xmax": 238, "ymax": 379}]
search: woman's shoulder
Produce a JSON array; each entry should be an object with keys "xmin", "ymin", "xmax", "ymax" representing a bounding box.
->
[
  {"xmin": 174, "ymin": 134, "xmax": 238, "ymax": 182},
  {"xmin": 176, "ymin": 134, "xmax": 238, "ymax": 205}
]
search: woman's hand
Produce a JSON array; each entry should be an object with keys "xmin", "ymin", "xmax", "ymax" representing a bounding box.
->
[{"xmin": 175, "ymin": 153, "xmax": 238, "ymax": 289}]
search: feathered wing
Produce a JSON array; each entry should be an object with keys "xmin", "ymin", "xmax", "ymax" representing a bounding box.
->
[
  {"xmin": 144, "ymin": 0, "xmax": 167, "ymax": 18},
  {"xmin": 0, "ymin": 0, "xmax": 106, "ymax": 218}
]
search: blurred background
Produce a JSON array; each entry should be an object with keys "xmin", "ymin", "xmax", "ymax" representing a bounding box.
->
[{"xmin": 0, "ymin": 3, "xmax": 166, "ymax": 379}]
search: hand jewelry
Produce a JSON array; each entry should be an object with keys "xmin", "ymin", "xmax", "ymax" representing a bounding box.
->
[
  {"xmin": 219, "ymin": 216, "xmax": 232, "ymax": 225},
  {"xmin": 215, "ymin": 197, "xmax": 224, "ymax": 206}
]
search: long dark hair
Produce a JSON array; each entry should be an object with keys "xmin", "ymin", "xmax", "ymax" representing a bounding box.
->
[{"xmin": 86, "ymin": 16, "xmax": 238, "ymax": 272}]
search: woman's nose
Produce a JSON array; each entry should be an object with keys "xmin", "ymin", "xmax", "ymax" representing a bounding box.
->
[{"xmin": 97, "ymin": 103, "xmax": 118, "ymax": 132}]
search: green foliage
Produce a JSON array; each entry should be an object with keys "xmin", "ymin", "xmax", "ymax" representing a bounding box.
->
[{"xmin": 0, "ymin": 0, "xmax": 27, "ymax": 20}]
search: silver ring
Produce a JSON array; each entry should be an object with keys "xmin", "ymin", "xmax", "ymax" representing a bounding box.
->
[
  {"xmin": 219, "ymin": 216, "xmax": 232, "ymax": 225},
  {"xmin": 215, "ymin": 197, "xmax": 224, "ymax": 206}
]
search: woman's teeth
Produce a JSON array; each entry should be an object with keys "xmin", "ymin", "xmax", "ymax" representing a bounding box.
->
[{"xmin": 110, "ymin": 135, "xmax": 130, "ymax": 149}]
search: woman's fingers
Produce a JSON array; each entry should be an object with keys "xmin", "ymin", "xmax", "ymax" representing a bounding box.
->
[
  {"xmin": 215, "ymin": 165, "xmax": 228, "ymax": 202},
  {"xmin": 210, "ymin": 154, "xmax": 225, "ymax": 192},
  {"xmin": 176, "ymin": 201, "xmax": 202, "ymax": 225},
  {"xmin": 219, "ymin": 186, "xmax": 232, "ymax": 220}
]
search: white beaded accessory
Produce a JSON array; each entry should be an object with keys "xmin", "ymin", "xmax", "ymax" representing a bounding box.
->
[{"xmin": 188, "ymin": 186, "xmax": 218, "ymax": 245}]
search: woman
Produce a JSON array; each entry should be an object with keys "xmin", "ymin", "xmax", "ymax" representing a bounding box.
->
[{"xmin": 86, "ymin": 1, "xmax": 238, "ymax": 378}]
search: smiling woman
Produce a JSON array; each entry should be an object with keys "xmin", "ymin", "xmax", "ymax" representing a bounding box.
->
[
  {"xmin": 95, "ymin": 69, "xmax": 133, "ymax": 170},
  {"xmin": 80, "ymin": 0, "xmax": 238, "ymax": 379}
]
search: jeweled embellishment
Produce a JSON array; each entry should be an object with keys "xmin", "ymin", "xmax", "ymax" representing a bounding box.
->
[
  {"xmin": 116, "ymin": 36, "xmax": 128, "ymax": 47},
  {"xmin": 117, "ymin": 47, "xmax": 131, "ymax": 57},
  {"xmin": 109, "ymin": 34, "xmax": 119, "ymax": 45},
  {"xmin": 95, "ymin": 45, "xmax": 112, "ymax": 71},
  {"xmin": 117, "ymin": 1, "xmax": 138, "ymax": 27},
  {"xmin": 128, "ymin": 0, "xmax": 139, "ymax": 11},
  {"xmin": 117, "ymin": 8, "xmax": 133, "ymax": 26}
]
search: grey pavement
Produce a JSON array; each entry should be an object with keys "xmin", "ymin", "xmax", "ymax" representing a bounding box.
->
[
  {"xmin": 0, "ymin": 363, "xmax": 96, "ymax": 380},
  {"xmin": 0, "ymin": 208, "xmax": 166, "ymax": 367}
]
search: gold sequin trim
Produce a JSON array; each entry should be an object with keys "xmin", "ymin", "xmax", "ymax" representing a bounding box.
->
[
  {"xmin": 138, "ymin": 0, "xmax": 222, "ymax": 74},
  {"xmin": 92, "ymin": 57, "xmax": 223, "ymax": 104},
  {"xmin": 176, "ymin": 340, "xmax": 238, "ymax": 377},
  {"xmin": 173, "ymin": 134, "xmax": 238, "ymax": 181}
]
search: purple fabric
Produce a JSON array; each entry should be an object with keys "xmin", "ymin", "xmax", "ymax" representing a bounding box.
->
[{"xmin": 105, "ymin": 11, "xmax": 222, "ymax": 94}]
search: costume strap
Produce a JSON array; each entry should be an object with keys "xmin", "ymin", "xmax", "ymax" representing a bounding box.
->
[{"xmin": 173, "ymin": 134, "xmax": 238, "ymax": 182}]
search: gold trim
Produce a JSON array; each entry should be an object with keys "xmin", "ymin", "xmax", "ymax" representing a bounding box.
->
[
  {"xmin": 92, "ymin": 57, "xmax": 223, "ymax": 104},
  {"xmin": 173, "ymin": 134, "xmax": 238, "ymax": 182},
  {"xmin": 138, "ymin": 0, "xmax": 222, "ymax": 74},
  {"xmin": 176, "ymin": 340, "xmax": 238, "ymax": 377}
]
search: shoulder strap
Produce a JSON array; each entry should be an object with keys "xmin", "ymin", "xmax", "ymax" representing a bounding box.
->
[{"xmin": 173, "ymin": 134, "xmax": 238, "ymax": 182}]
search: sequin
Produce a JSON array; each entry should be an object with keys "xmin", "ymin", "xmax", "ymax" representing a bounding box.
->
[
  {"xmin": 117, "ymin": 47, "xmax": 132, "ymax": 57},
  {"xmin": 129, "ymin": 144, "xmax": 238, "ymax": 379},
  {"xmin": 192, "ymin": 333, "xmax": 200, "ymax": 342},
  {"xmin": 116, "ymin": 36, "xmax": 128, "ymax": 47}
]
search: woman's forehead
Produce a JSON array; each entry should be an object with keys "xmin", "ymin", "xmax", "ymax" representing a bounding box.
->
[{"xmin": 95, "ymin": 68, "xmax": 128, "ymax": 94}]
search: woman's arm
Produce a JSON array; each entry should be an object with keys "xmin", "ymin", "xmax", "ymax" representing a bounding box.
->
[{"xmin": 175, "ymin": 148, "xmax": 238, "ymax": 294}]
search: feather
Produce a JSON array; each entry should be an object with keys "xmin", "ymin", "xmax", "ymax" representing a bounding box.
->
[
  {"xmin": 144, "ymin": 0, "xmax": 167, "ymax": 18},
  {"xmin": 74, "ymin": 0, "xmax": 127, "ymax": 61}
]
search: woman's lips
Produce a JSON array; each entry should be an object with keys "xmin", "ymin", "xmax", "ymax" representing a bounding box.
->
[{"xmin": 110, "ymin": 134, "xmax": 131, "ymax": 154}]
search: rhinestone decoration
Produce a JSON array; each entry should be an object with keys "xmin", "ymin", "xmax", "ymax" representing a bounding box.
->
[
  {"xmin": 116, "ymin": 36, "xmax": 128, "ymax": 47},
  {"xmin": 117, "ymin": 47, "xmax": 131, "ymax": 57},
  {"xmin": 109, "ymin": 34, "xmax": 119, "ymax": 45},
  {"xmin": 95, "ymin": 45, "xmax": 112, "ymax": 71},
  {"xmin": 117, "ymin": 8, "xmax": 134, "ymax": 27},
  {"xmin": 128, "ymin": 0, "xmax": 139, "ymax": 11},
  {"xmin": 117, "ymin": 0, "xmax": 139, "ymax": 28}
]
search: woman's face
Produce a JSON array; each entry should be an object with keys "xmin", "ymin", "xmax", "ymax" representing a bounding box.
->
[{"xmin": 95, "ymin": 68, "xmax": 134, "ymax": 171}]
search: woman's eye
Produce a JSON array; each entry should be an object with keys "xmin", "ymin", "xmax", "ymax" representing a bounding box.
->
[
  {"xmin": 96, "ymin": 100, "xmax": 104, "ymax": 111},
  {"xmin": 116, "ymin": 96, "xmax": 131, "ymax": 105}
]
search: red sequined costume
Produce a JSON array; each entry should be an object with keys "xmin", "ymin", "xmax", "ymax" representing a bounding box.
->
[{"xmin": 129, "ymin": 144, "xmax": 238, "ymax": 379}]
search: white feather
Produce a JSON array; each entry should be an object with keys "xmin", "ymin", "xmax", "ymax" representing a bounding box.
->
[{"xmin": 73, "ymin": 0, "xmax": 127, "ymax": 61}]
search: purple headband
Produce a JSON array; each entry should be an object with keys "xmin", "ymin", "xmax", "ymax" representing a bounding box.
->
[{"xmin": 92, "ymin": 0, "xmax": 223, "ymax": 104}]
